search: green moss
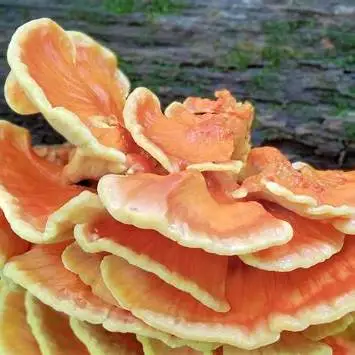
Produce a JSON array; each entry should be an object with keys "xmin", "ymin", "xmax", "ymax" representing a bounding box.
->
[
  {"xmin": 103, "ymin": 0, "xmax": 185, "ymax": 16},
  {"xmin": 262, "ymin": 19, "xmax": 317, "ymax": 44},
  {"xmin": 263, "ymin": 19, "xmax": 317, "ymax": 33},
  {"xmin": 103, "ymin": 0, "xmax": 134, "ymax": 13},
  {"xmin": 349, "ymin": 86, "xmax": 355, "ymax": 96},
  {"xmin": 261, "ymin": 46, "xmax": 297, "ymax": 67},
  {"xmin": 344, "ymin": 122, "xmax": 355, "ymax": 141},
  {"xmin": 326, "ymin": 29, "xmax": 355, "ymax": 52},
  {"xmin": 67, "ymin": 8, "xmax": 111, "ymax": 24},
  {"xmin": 260, "ymin": 19, "xmax": 316, "ymax": 67},
  {"xmin": 215, "ymin": 18, "xmax": 325, "ymax": 70},
  {"xmin": 310, "ymin": 25, "xmax": 355, "ymax": 68},
  {"xmin": 260, "ymin": 20, "xmax": 355, "ymax": 69},
  {"xmin": 320, "ymin": 92, "xmax": 355, "ymax": 117},
  {"xmin": 118, "ymin": 57, "xmax": 135, "ymax": 77},
  {"xmin": 326, "ymin": 52, "xmax": 355, "ymax": 67},
  {"xmin": 262, "ymin": 21, "xmax": 294, "ymax": 44},
  {"xmin": 118, "ymin": 57, "xmax": 209, "ymax": 96},
  {"xmin": 314, "ymin": 88, "xmax": 355, "ymax": 140},
  {"xmin": 214, "ymin": 41, "xmax": 260, "ymax": 70},
  {"xmin": 20, "ymin": 7, "xmax": 30, "ymax": 21},
  {"xmin": 250, "ymin": 69, "xmax": 280, "ymax": 90},
  {"xmin": 282, "ymin": 102, "xmax": 318, "ymax": 118},
  {"xmin": 318, "ymin": 91, "xmax": 355, "ymax": 140},
  {"xmin": 220, "ymin": 46, "xmax": 256, "ymax": 70},
  {"xmin": 251, "ymin": 118, "xmax": 263, "ymax": 131},
  {"xmin": 335, "ymin": 103, "xmax": 352, "ymax": 117}
]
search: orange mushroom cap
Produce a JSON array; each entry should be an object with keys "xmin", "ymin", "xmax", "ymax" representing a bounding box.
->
[
  {"xmin": 5, "ymin": 18, "xmax": 157, "ymax": 181},
  {"xmin": 237, "ymin": 147, "xmax": 355, "ymax": 220},
  {"xmin": 3, "ymin": 17, "xmax": 355, "ymax": 355},
  {"xmin": 98, "ymin": 171, "xmax": 293, "ymax": 256},
  {"xmin": 0, "ymin": 121, "xmax": 101, "ymax": 243},
  {"xmin": 123, "ymin": 87, "xmax": 253, "ymax": 173}
]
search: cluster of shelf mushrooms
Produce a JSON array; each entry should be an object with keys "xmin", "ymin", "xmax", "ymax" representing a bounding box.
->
[{"xmin": 1, "ymin": 18, "xmax": 355, "ymax": 354}]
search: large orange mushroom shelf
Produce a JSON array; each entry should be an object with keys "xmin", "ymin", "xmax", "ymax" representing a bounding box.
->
[{"xmin": 1, "ymin": 17, "xmax": 355, "ymax": 354}]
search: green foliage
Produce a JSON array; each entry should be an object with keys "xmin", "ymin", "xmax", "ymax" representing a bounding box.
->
[{"xmin": 103, "ymin": 0, "xmax": 185, "ymax": 16}]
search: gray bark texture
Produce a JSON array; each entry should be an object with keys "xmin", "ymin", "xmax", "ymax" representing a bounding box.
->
[{"xmin": 0, "ymin": 0, "xmax": 354, "ymax": 169}]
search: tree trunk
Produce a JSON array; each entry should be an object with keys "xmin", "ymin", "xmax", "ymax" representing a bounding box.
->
[{"xmin": 0, "ymin": 0, "xmax": 354, "ymax": 168}]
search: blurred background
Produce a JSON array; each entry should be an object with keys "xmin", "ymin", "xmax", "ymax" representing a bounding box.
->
[{"xmin": 0, "ymin": 0, "xmax": 354, "ymax": 169}]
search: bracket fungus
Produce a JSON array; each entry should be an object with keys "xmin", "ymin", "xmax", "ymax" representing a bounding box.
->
[{"xmin": 1, "ymin": 17, "xmax": 355, "ymax": 354}]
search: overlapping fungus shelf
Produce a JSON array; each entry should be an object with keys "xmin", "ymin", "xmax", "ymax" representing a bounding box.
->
[{"xmin": 1, "ymin": 18, "xmax": 355, "ymax": 354}]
